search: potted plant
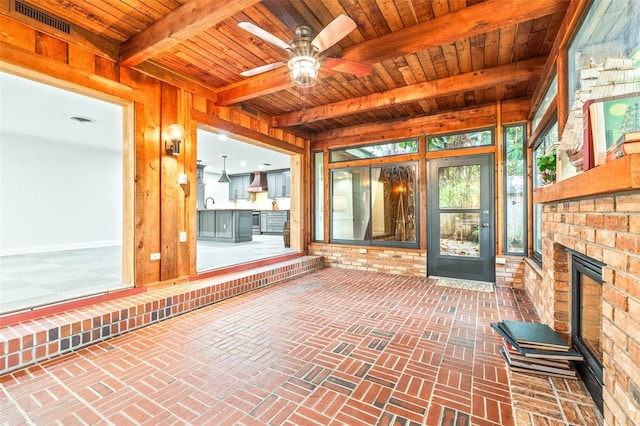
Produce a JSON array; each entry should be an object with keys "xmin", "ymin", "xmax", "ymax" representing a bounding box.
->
[{"xmin": 537, "ymin": 148, "xmax": 557, "ymax": 184}]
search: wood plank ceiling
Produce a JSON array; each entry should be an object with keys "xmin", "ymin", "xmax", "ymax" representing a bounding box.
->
[{"xmin": 3, "ymin": 0, "xmax": 569, "ymax": 136}]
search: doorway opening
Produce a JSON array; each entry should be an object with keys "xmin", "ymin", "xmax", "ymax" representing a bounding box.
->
[
  {"xmin": 195, "ymin": 128, "xmax": 294, "ymax": 273},
  {"xmin": 0, "ymin": 72, "xmax": 130, "ymax": 315}
]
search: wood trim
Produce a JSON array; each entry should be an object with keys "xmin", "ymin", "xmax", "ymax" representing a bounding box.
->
[
  {"xmin": 425, "ymin": 145, "xmax": 496, "ymax": 160},
  {"xmin": 133, "ymin": 60, "xmax": 219, "ymax": 102},
  {"xmin": 495, "ymin": 102, "xmax": 505, "ymax": 256},
  {"xmin": 528, "ymin": 0, "xmax": 588, "ymax": 119},
  {"xmin": 191, "ymin": 109, "xmax": 305, "ymax": 155},
  {"xmin": 160, "ymin": 82, "xmax": 180, "ymax": 281},
  {"xmin": 122, "ymin": 102, "xmax": 135, "ymax": 286},
  {"xmin": 0, "ymin": 40, "xmax": 140, "ymax": 103},
  {"xmin": 312, "ymin": 98, "xmax": 530, "ymax": 149},
  {"xmin": 418, "ymin": 133, "xmax": 427, "ymax": 251},
  {"xmin": 327, "ymin": 154, "xmax": 420, "ymax": 170},
  {"xmin": 533, "ymin": 154, "xmax": 640, "ymax": 203},
  {"xmin": 528, "ymin": 97, "xmax": 557, "ymax": 148}
]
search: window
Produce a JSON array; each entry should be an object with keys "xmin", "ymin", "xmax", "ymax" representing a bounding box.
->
[
  {"xmin": 427, "ymin": 128, "xmax": 493, "ymax": 152},
  {"xmin": 313, "ymin": 151, "xmax": 324, "ymax": 241},
  {"xmin": 330, "ymin": 139, "xmax": 418, "ymax": 162},
  {"xmin": 567, "ymin": 0, "xmax": 640, "ymax": 114},
  {"xmin": 331, "ymin": 162, "xmax": 418, "ymax": 247},
  {"xmin": 503, "ymin": 124, "xmax": 527, "ymax": 255},
  {"xmin": 532, "ymin": 120, "xmax": 558, "ymax": 262},
  {"xmin": 532, "ymin": 74, "xmax": 557, "ymax": 134}
]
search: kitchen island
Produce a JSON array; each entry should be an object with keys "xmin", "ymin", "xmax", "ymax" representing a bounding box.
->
[{"xmin": 197, "ymin": 209, "xmax": 252, "ymax": 242}]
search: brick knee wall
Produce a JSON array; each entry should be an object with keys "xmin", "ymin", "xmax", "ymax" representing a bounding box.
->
[{"xmin": 0, "ymin": 256, "xmax": 324, "ymax": 375}]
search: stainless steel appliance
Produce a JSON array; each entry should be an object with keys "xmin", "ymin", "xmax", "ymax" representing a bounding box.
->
[{"xmin": 252, "ymin": 211, "xmax": 261, "ymax": 235}]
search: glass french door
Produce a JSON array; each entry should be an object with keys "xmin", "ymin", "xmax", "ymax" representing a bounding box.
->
[{"xmin": 427, "ymin": 154, "xmax": 495, "ymax": 282}]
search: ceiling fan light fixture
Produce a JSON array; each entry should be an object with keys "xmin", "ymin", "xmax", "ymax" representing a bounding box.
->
[{"xmin": 288, "ymin": 55, "xmax": 320, "ymax": 87}]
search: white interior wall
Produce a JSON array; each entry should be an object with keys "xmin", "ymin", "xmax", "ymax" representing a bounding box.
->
[{"xmin": 0, "ymin": 132, "xmax": 122, "ymax": 255}]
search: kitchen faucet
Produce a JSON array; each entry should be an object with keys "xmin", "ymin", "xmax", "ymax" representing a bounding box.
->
[{"xmin": 205, "ymin": 197, "xmax": 215, "ymax": 208}]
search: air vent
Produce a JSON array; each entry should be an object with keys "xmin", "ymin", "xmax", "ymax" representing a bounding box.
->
[
  {"xmin": 15, "ymin": 1, "xmax": 71, "ymax": 34},
  {"xmin": 240, "ymin": 104, "xmax": 259, "ymax": 116}
]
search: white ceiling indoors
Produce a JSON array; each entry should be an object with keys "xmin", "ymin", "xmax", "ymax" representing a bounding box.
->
[{"xmin": 0, "ymin": 72, "xmax": 289, "ymax": 174}]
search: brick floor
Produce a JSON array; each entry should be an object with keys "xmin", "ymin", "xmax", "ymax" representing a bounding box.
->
[{"xmin": 0, "ymin": 268, "xmax": 602, "ymax": 425}]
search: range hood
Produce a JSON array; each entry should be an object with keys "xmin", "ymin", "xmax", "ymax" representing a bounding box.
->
[{"xmin": 247, "ymin": 171, "xmax": 268, "ymax": 192}]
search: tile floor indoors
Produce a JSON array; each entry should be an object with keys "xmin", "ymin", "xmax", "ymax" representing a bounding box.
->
[
  {"xmin": 0, "ymin": 268, "xmax": 601, "ymax": 425},
  {"xmin": 0, "ymin": 235, "xmax": 292, "ymax": 315}
]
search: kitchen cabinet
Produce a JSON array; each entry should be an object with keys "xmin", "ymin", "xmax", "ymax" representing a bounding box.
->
[
  {"xmin": 198, "ymin": 210, "xmax": 252, "ymax": 242},
  {"xmin": 228, "ymin": 174, "xmax": 251, "ymax": 200},
  {"xmin": 199, "ymin": 210, "xmax": 216, "ymax": 238},
  {"xmin": 267, "ymin": 170, "xmax": 290, "ymax": 198},
  {"xmin": 260, "ymin": 210, "xmax": 289, "ymax": 234}
]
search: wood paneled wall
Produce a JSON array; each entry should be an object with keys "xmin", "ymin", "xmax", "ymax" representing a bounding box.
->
[{"xmin": 0, "ymin": 14, "xmax": 306, "ymax": 287}]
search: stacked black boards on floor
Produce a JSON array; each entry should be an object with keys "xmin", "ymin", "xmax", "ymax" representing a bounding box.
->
[{"xmin": 491, "ymin": 319, "xmax": 583, "ymax": 378}]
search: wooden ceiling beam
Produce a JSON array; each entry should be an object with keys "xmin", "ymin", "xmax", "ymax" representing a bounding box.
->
[
  {"xmin": 217, "ymin": 0, "xmax": 568, "ymax": 105},
  {"xmin": 216, "ymin": 68, "xmax": 292, "ymax": 105},
  {"xmin": 343, "ymin": 0, "xmax": 570, "ymax": 65},
  {"xmin": 273, "ymin": 56, "xmax": 545, "ymax": 128},
  {"xmin": 310, "ymin": 98, "xmax": 530, "ymax": 148},
  {"xmin": 119, "ymin": 0, "xmax": 261, "ymax": 67}
]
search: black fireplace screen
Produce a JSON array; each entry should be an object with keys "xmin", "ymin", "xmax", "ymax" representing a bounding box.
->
[{"xmin": 569, "ymin": 249, "xmax": 604, "ymax": 413}]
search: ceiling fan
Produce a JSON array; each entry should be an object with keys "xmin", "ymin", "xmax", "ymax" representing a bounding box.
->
[{"xmin": 238, "ymin": 14, "xmax": 372, "ymax": 87}]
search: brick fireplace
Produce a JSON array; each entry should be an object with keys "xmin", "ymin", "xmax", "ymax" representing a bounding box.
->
[{"xmin": 529, "ymin": 158, "xmax": 640, "ymax": 425}]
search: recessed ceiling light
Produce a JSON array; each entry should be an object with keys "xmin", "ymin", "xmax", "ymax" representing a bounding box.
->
[{"xmin": 69, "ymin": 115, "xmax": 94, "ymax": 124}]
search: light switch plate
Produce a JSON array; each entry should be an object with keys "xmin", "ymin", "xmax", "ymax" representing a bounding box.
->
[
  {"xmin": 179, "ymin": 231, "xmax": 187, "ymax": 242},
  {"xmin": 178, "ymin": 173, "xmax": 188, "ymax": 184},
  {"xmin": 150, "ymin": 253, "xmax": 161, "ymax": 260}
]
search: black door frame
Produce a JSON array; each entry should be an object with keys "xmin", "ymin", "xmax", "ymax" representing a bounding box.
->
[{"xmin": 426, "ymin": 154, "xmax": 495, "ymax": 282}]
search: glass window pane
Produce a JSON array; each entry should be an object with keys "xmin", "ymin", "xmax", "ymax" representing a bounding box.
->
[
  {"xmin": 313, "ymin": 151, "xmax": 324, "ymax": 241},
  {"xmin": 439, "ymin": 212, "xmax": 480, "ymax": 257},
  {"xmin": 331, "ymin": 168, "xmax": 369, "ymax": 240},
  {"xmin": 428, "ymin": 129, "xmax": 493, "ymax": 152},
  {"xmin": 504, "ymin": 124, "xmax": 526, "ymax": 254},
  {"xmin": 533, "ymin": 203, "xmax": 542, "ymax": 260},
  {"xmin": 567, "ymin": 1, "xmax": 640, "ymax": 113},
  {"xmin": 438, "ymin": 165, "xmax": 480, "ymax": 209},
  {"xmin": 330, "ymin": 140, "xmax": 418, "ymax": 162},
  {"xmin": 534, "ymin": 121, "xmax": 558, "ymax": 187},
  {"xmin": 371, "ymin": 163, "xmax": 417, "ymax": 242},
  {"xmin": 532, "ymin": 74, "xmax": 557, "ymax": 134}
]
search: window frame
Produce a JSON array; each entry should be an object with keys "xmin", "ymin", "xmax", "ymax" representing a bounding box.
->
[
  {"xmin": 503, "ymin": 123, "xmax": 528, "ymax": 256},
  {"xmin": 531, "ymin": 117, "xmax": 558, "ymax": 264},
  {"xmin": 329, "ymin": 161, "xmax": 419, "ymax": 249},
  {"xmin": 427, "ymin": 127, "xmax": 495, "ymax": 152}
]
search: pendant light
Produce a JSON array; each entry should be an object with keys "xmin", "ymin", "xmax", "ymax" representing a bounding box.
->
[{"xmin": 218, "ymin": 155, "xmax": 231, "ymax": 183}]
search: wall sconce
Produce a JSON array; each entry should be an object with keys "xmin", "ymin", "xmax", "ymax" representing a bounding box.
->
[{"xmin": 165, "ymin": 123, "xmax": 185, "ymax": 155}]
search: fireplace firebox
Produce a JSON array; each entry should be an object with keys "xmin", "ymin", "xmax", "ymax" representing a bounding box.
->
[{"xmin": 569, "ymin": 250, "xmax": 604, "ymax": 413}]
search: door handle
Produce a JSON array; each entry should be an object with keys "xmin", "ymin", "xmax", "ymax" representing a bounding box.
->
[{"xmin": 482, "ymin": 222, "xmax": 489, "ymax": 227}]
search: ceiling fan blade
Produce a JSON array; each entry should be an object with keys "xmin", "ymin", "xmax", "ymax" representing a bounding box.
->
[
  {"xmin": 323, "ymin": 57, "xmax": 372, "ymax": 77},
  {"xmin": 238, "ymin": 22, "xmax": 290, "ymax": 51},
  {"xmin": 240, "ymin": 61, "xmax": 286, "ymax": 77},
  {"xmin": 312, "ymin": 14, "xmax": 357, "ymax": 53}
]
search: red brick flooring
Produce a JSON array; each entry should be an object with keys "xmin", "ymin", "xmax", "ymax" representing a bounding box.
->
[{"xmin": 0, "ymin": 268, "xmax": 601, "ymax": 425}]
